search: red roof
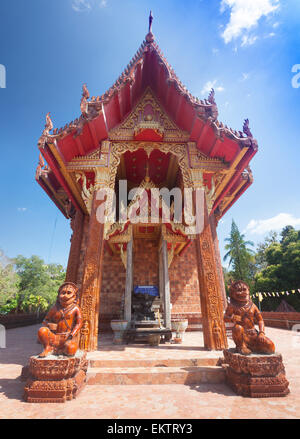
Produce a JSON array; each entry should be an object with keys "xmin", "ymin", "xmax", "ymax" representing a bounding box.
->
[{"xmin": 36, "ymin": 28, "xmax": 257, "ymax": 220}]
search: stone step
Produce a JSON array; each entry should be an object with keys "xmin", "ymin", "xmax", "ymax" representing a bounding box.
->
[
  {"xmin": 88, "ymin": 357, "xmax": 219, "ymax": 368},
  {"xmin": 86, "ymin": 365, "xmax": 225, "ymax": 385}
]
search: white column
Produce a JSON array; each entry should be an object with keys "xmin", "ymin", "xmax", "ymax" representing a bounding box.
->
[
  {"xmin": 162, "ymin": 239, "xmax": 171, "ymax": 329},
  {"xmin": 124, "ymin": 239, "xmax": 133, "ymax": 322},
  {"xmin": 159, "ymin": 248, "xmax": 164, "ymax": 319}
]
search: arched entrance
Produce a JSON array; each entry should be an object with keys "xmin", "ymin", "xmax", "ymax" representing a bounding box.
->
[{"xmin": 105, "ymin": 146, "xmax": 192, "ymax": 331}]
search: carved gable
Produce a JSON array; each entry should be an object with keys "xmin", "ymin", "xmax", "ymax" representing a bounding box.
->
[{"xmin": 109, "ymin": 87, "xmax": 190, "ymax": 142}]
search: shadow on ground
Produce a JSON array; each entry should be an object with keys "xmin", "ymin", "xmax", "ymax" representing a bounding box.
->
[{"xmin": 0, "ymin": 378, "xmax": 25, "ymax": 401}]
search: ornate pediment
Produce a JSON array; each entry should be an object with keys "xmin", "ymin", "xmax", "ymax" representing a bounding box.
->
[
  {"xmin": 66, "ymin": 141, "xmax": 110, "ymax": 171},
  {"xmin": 109, "ymin": 87, "xmax": 190, "ymax": 142}
]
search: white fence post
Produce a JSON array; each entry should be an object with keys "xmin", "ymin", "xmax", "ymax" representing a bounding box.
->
[
  {"xmin": 292, "ymin": 324, "xmax": 300, "ymax": 349},
  {"xmin": 0, "ymin": 64, "xmax": 6, "ymax": 89},
  {"xmin": 0, "ymin": 324, "xmax": 6, "ymax": 348}
]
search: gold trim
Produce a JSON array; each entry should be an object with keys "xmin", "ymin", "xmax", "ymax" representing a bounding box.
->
[{"xmin": 48, "ymin": 142, "xmax": 87, "ymax": 213}]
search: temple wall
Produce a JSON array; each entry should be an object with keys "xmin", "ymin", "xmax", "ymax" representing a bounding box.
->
[
  {"xmin": 169, "ymin": 240, "xmax": 201, "ymax": 325},
  {"xmin": 98, "ymin": 248, "xmax": 126, "ymax": 330},
  {"xmin": 133, "ymin": 238, "xmax": 159, "ymax": 286}
]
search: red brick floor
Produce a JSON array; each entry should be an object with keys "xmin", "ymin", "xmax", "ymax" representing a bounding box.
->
[{"xmin": 0, "ymin": 324, "xmax": 299, "ymax": 419}]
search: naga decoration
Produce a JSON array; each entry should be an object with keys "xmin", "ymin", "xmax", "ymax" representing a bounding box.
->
[
  {"xmin": 243, "ymin": 118, "xmax": 253, "ymax": 138},
  {"xmin": 208, "ymin": 88, "xmax": 216, "ymax": 105},
  {"xmin": 224, "ymin": 280, "xmax": 275, "ymax": 355},
  {"xmin": 45, "ymin": 112, "xmax": 53, "ymax": 133},
  {"xmin": 38, "ymin": 112, "xmax": 54, "ymax": 147},
  {"xmin": 80, "ymin": 83, "xmax": 90, "ymax": 116},
  {"xmin": 35, "ymin": 153, "xmax": 49, "ymax": 180}
]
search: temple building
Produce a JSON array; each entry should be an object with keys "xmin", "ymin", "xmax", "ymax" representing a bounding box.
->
[{"xmin": 35, "ymin": 18, "xmax": 257, "ymax": 352}]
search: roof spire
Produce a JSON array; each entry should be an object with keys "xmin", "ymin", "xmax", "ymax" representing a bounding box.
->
[
  {"xmin": 146, "ymin": 10, "xmax": 155, "ymax": 43},
  {"xmin": 149, "ymin": 10, "xmax": 153, "ymax": 33}
]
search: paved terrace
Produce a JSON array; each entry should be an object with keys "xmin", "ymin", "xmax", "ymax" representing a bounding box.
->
[{"xmin": 0, "ymin": 324, "xmax": 299, "ymax": 419}]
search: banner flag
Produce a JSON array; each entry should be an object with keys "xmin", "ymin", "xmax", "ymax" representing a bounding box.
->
[{"xmin": 248, "ymin": 288, "xmax": 300, "ymax": 298}]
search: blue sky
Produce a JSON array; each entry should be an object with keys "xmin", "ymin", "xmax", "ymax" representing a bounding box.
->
[{"xmin": 0, "ymin": 0, "xmax": 299, "ymax": 268}]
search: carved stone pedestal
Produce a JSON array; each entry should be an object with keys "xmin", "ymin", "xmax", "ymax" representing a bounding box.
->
[
  {"xmin": 23, "ymin": 351, "xmax": 87, "ymax": 403},
  {"xmin": 222, "ymin": 349, "xmax": 290, "ymax": 398}
]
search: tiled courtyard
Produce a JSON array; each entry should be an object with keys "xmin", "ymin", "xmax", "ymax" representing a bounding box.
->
[{"xmin": 0, "ymin": 324, "xmax": 299, "ymax": 419}]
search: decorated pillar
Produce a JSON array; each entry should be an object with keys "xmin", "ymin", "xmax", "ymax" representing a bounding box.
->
[
  {"xmin": 210, "ymin": 213, "xmax": 227, "ymax": 309},
  {"xmin": 124, "ymin": 239, "xmax": 133, "ymax": 322},
  {"xmin": 79, "ymin": 168, "xmax": 109, "ymax": 351},
  {"xmin": 194, "ymin": 192, "xmax": 228, "ymax": 350},
  {"xmin": 65, "ymin": 210, "xmax": 84, "ymax": 283}
]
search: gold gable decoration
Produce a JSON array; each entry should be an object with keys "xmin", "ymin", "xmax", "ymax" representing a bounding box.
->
[{"xmin": 109, "ymin": 87, "xmax": 190, "ymax": 142}]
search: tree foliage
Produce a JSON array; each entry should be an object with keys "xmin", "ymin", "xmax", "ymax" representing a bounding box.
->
[
  {"xmin": 223, "ymin": 224, "xmax": 300, "ymax": 312},
  {"xmin": 14, "ymin": 255, "xmax": 65, "ymax": 309},
  {"xmin": 223, "ymin": 220, "xmax": 255, "ymax": 286},
  {"xmin": 0, "ymin": 250, "xmax": 19, "ymax": 307},
  {"xmin": 254, "ymin": 226, "xmax": 300, "ymax": 311},
  {"xmin": 0, "ymin": 252, "xmax": 66, "ymax": 314}
]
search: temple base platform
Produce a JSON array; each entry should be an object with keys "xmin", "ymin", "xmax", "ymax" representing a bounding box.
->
[
  {"xmin": 222, "ymin": 348, "xmax": 290, "ymax": 398},
  {"xmin": 23, "ymin": 351, "xmax": 88, "ymax": 403},
  {"xmin": 86, "ymin": 332, "xmax": 226, "ymax": 385}
]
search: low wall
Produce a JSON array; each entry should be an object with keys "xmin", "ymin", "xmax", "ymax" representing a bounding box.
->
[
  {"xmin": 262, "ymin": 312, "xmax": 300, "ymax": 330},
  {"xmin": 0, "ymin": 313, "xmax": 46, "ymax": 329}
]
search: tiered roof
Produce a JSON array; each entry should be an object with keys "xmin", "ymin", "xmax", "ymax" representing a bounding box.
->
[{"xmin": 36, "ymin": 16, "xmax": 257, "ymax": 220}]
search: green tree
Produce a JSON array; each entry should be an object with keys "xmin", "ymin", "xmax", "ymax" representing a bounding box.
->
[
  {"xmin": 255, "ymin": 226, "xmax": 300, "ymax": 311},
  {"xmin": 0, "ymin": 250, "xmax": 19, "ymax": 309},
  {"xmin": 255, "ymin": 231, "xmax": 279, "ymax": 272},
  {"xmin": 223, "ymin": 220, "xmax": 255, "ymax": 286},
  {"xmin": 14, "ymin": 255, "xmax": 66, "ymax": 311}
]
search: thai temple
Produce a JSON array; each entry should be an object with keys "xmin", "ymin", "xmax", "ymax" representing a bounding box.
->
[{"xmin": 35, "ymin": 14, "xmax": 257, "ymax": 352}]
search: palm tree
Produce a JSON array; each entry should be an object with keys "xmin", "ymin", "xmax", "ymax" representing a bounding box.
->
[{"xmin": 223, "ymin": 220, "xmax": 254, "ymax": 281}]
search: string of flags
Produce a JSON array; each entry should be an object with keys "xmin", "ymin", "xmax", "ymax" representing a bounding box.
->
[{"xmin": 250, "ymin": 289, "xmax": 300, "ymax": 302}]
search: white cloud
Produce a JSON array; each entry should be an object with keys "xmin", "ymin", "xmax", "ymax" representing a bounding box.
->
[
  {"xmin": 201, "ymin": 80, "xmax": 225, "ymax": 96},
  {"xmin": 245, "ymin": 213, "xmax": 300, "ymax": 235},
  {"xmin": 72, "ymin": 0, "xmax": 92, "ymax": 12},
  {"xmin": 241, "ymin": 34, "xmax": 258, "ymax": 46},
  {"xmin": 72, "ymin": 0, "xmax": 107, "ymax": 12},
  {"xmin": 220, "ymin": 0, "xmax": 280, "ymax": 45},
  {"xmin": 17, "ymin": 207, "xmax": 27, "ymax": 212},
  {"xmin": 240, "ymin": 72, "xmax": 250, "ymax": 81}
]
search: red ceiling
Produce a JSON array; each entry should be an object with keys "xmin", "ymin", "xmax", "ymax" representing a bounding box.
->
[{"xmin": 123, "ymin": 149, "xmax": 171, "ymax": 186}]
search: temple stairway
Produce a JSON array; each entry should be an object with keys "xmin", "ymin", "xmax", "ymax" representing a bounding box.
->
[
  {"xmin": 85, "ymin": 333, "xmax": 227, "ymax": 385},
  {"xmin": 86, "ymin": 360, "xmax": 225, "ymax": 385}
]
